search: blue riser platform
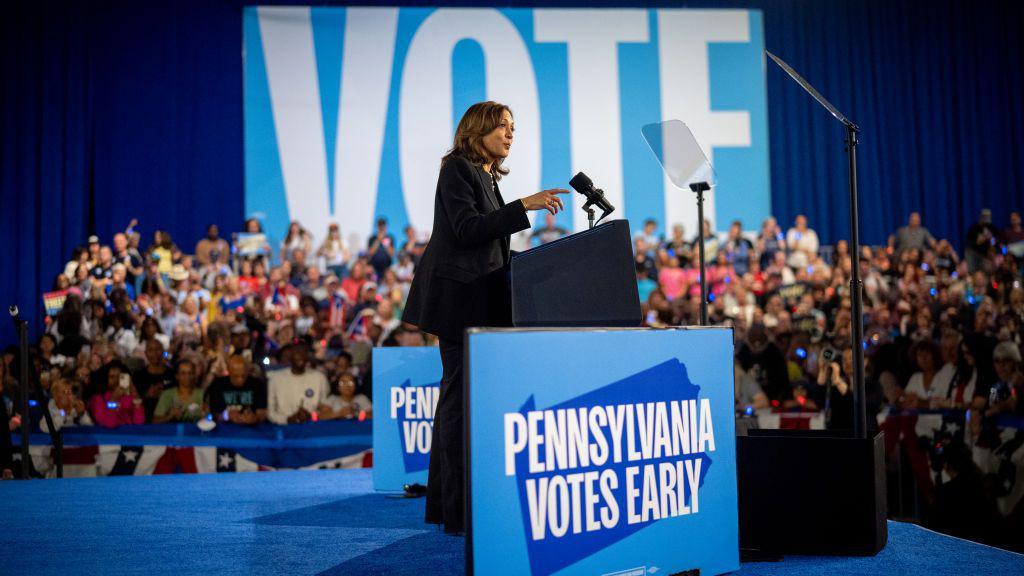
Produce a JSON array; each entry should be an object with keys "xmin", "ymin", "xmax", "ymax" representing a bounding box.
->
[{"xmin": 0, "ymin": 470, "xmax": 1019, "ymax": 575}]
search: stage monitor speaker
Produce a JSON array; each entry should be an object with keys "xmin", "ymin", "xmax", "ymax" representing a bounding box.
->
[{"xmin": 737, "ymin": 429, "xmax": 887, "ymax": 556}]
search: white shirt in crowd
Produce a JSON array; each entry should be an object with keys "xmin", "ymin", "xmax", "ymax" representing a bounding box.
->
[
  {"xmin": 131, "ymin": 333, "xmax": 171, "ymax": 358},
  {"xmin": 173, "ymin": 287, "xmax": 211, "ymax": 307},
  {"xmin": 786, "ymin": 227, "xmax": 820, "ymax": 268},
  {"xmin": 393, "ymin": 261, "xmax": 415, "ymax": 283},
  {"xmin": 40, "ymin": 399, "xmax": 93, "ymax": 434},
  {"xmin": 63, "ymin": 260, "xmax": 82, "ymax": 279},
  {"xmin": 905, "ymin": 371, "xmax": 951, "ymax": 402},
  {"xmin": 267, "ymin": 368, "xmax": 330, "ymax": 424},
  {"xmin": 105, "ymin": 326, "xmax": 139, "ymax": 359},
  {"xmin": 375, "ymin": 316, "xmax": 402, "ymax": 342},
  {"xmin": 324, "ymin": 394, "xmax": 373, "ymax": 418},
  {"xmin": 320, "ymin": 238, "xmax": 348, "ymax": 267},
  {"xmin": 931, "ymin": 362, "xmax": 977, "ymax": 403},
  {"xmin": 510, "ymin": 229, "xmax": 532, "ymax": 254}
]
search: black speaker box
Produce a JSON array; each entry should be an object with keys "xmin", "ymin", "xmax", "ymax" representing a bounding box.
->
[{"xmin": 737, "ymin": 429, "xmax": 888, "ymax": 556}]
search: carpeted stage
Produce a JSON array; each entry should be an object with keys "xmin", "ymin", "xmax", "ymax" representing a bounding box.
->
[{"xmin": 1, "ymin": 469, "xmax": 1020, "ymax": 575}]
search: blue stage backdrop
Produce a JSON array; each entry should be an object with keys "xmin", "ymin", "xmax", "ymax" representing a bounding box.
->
[
  {"xmin": 467, "ymin": 327, "xmax": 738, "ymax": 576},
  {"xmin": 3, "ymin": 0, "xmax": 1024, "ymax": 339},
  {"xmin": 372, "ymin": 346, "xmax": 441, "ymax": 490}
]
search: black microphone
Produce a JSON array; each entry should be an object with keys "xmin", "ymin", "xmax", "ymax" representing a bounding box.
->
[
  {"xmin": 9, "ymin": 305, "xmax": 25, "ymax": 327},
  {"xmin": 569, "ymin": 172, "xmax": 615, "ymax": 220}
]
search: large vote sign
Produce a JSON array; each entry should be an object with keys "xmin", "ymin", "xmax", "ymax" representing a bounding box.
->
[
  {"xmin": 467, "ymin": 328, "xmax": 738, "ymax": 576},
  {"xmin": 244, "ymin": 6, "xmax": 769, "ymax": 250},
  {"xmin": 372, "ymin": 346, "xmax": 441, "ymax": 491}
]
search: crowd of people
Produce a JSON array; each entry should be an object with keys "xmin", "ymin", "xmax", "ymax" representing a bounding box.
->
[
  {"xmin": 625, "ymin": 209, "xmax": 1024, "ymax": 428},
  {"xmin": 627, "ymin": 207, "xmax": 1024, "ymax": 549},
  {"xmin": 1, "ymin": 217, "xmax": 406, "ymax": 447},
  {"xmin": 1, "ymin": 208, "xmax": 1022, "ymax": 547}
]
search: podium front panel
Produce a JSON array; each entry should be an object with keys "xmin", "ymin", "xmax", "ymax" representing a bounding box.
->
[
  {"xmin": 466, "ymin": 327, "xmax": 738, "ymax": 576},
  {"xmin": 512, "ymin": 220, "xmax": 641, "ymax": 327}
]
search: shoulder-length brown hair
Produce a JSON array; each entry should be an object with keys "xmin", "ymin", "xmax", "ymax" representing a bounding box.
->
[{"xmin": 442, "ymin": 101, "xmax": 511, "ymax": 181}]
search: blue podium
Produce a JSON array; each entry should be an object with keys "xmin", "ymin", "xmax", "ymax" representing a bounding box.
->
[{"xmin": 466, "ymin": 327, "xmax": 739, "ymax": 576}]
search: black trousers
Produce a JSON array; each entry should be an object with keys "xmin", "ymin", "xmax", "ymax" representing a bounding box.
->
[{"xmin": 425, "ymin": 337, "xmax": 465, "ymax": 533}]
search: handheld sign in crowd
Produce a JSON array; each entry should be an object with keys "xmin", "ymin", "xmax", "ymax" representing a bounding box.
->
[
  {"xmin": 372, "ymin": 347, "xmax": 441, "ymax": 491},
  {"xmin": 43, "ymin": 290, "xmax": 69, "ymax": 317},
  {"xmin": 467, "ymin": 327, "xmax": 738, "ymax": 576}
]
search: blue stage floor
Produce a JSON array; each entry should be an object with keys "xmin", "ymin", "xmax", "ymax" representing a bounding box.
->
[{"xmin": 0, "ymin": 469, "xmax": 1020, "ymax": 575}]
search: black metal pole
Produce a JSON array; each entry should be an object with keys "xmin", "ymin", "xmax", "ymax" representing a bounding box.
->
[
  {"xmin": 847, "ymin": 125, "xmax": 866, "ymax": 439},
  {"xmin": 17, "ymin": 317, "xmax": 30, "ymax": 478},
  {"xmin": 31, "ymin": 360, "xmax": 63, "ymax": 478},
  {"xmin": 693, "ymin": 184, "xmax": 709, "ymax": 326},
  {"xmin": 764, "ymin": 50, "xmax": 867, "ymax": 438},
  {"xmin": 54, "ymin": 428, "xmax": 63, "ymax": 478}
]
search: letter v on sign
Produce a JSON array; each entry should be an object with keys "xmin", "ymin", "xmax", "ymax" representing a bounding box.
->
[{"xmin": 258, "ymin": 7, "xmax": 397, "ymax": 243}]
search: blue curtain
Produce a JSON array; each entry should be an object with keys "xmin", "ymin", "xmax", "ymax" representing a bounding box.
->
[
  {"xmin": 759, "ymin": 0, "xmax": 1024, "ymax": 252},
  {"xmin": 3, "ymin": 0, "xmax": 1023, "ymax": 343},
  {"xmin": 1, "ymin": 1, "xmax": 245, "ymax": 343}
]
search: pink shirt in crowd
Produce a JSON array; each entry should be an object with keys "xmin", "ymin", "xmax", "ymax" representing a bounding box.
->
[
  {"xmin": 89, "ymin": 391, "xmax": 145, "ymax": 428},
  {"xmin": 658, "ymin": 267, "xmax": 687, "ymax": 301},
  {"xmin": 708, "ymin": 265, "xmax": 737, "ymax": 296}
]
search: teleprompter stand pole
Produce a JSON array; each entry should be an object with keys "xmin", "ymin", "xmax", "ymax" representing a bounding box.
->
[
  {"xmin": 846, "ymin": 125, "xmax": 866, "ymax": 439},
  {"xmin": 736, "ymin": 53, "xmax": 886, "ymax": 561},
  {"xmin": 767, "ymin": 50, "xmax": 867, "ymax": 439},
  {"xmin": 690, "ymin": 181, "xmax": 710, "ymax": 326}
]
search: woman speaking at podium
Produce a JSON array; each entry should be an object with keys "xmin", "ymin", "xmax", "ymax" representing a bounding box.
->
[{"xmin": 402, "ymin": 101, "xmax": 567, "ymax": 534}]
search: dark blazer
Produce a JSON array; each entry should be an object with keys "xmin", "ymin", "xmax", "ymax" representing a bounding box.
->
[{"xmin": 402, "ymin": 154, "xmax": 531, "ymax": 342}]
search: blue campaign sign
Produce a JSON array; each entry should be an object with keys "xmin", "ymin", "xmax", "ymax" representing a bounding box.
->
[
  {"xmin": 467, "ymin": 328, "xmax": 738, "ymax": 576},
  {"xmin": 372, "ymin": 346, "xmax": 442, "ymax": 491},
  {"xmin": 245, "ymin": 7, "xmax": 769, "ymax": 249}
]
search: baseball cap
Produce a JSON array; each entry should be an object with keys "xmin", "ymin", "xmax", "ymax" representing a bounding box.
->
[{"xmin": 993, "ymin": 341, "xmax": 1021, "ymax": 363}]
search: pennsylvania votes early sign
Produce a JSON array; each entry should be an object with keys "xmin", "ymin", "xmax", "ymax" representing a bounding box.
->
[{"xmin": 467, "ymin": 328, "xmax": 738, "ymax": 576}]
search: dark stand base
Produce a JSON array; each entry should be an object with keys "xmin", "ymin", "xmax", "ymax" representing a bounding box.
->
[{"xmin": 737, "ymin": 429, "xmax": 888, "ymax": 556}]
